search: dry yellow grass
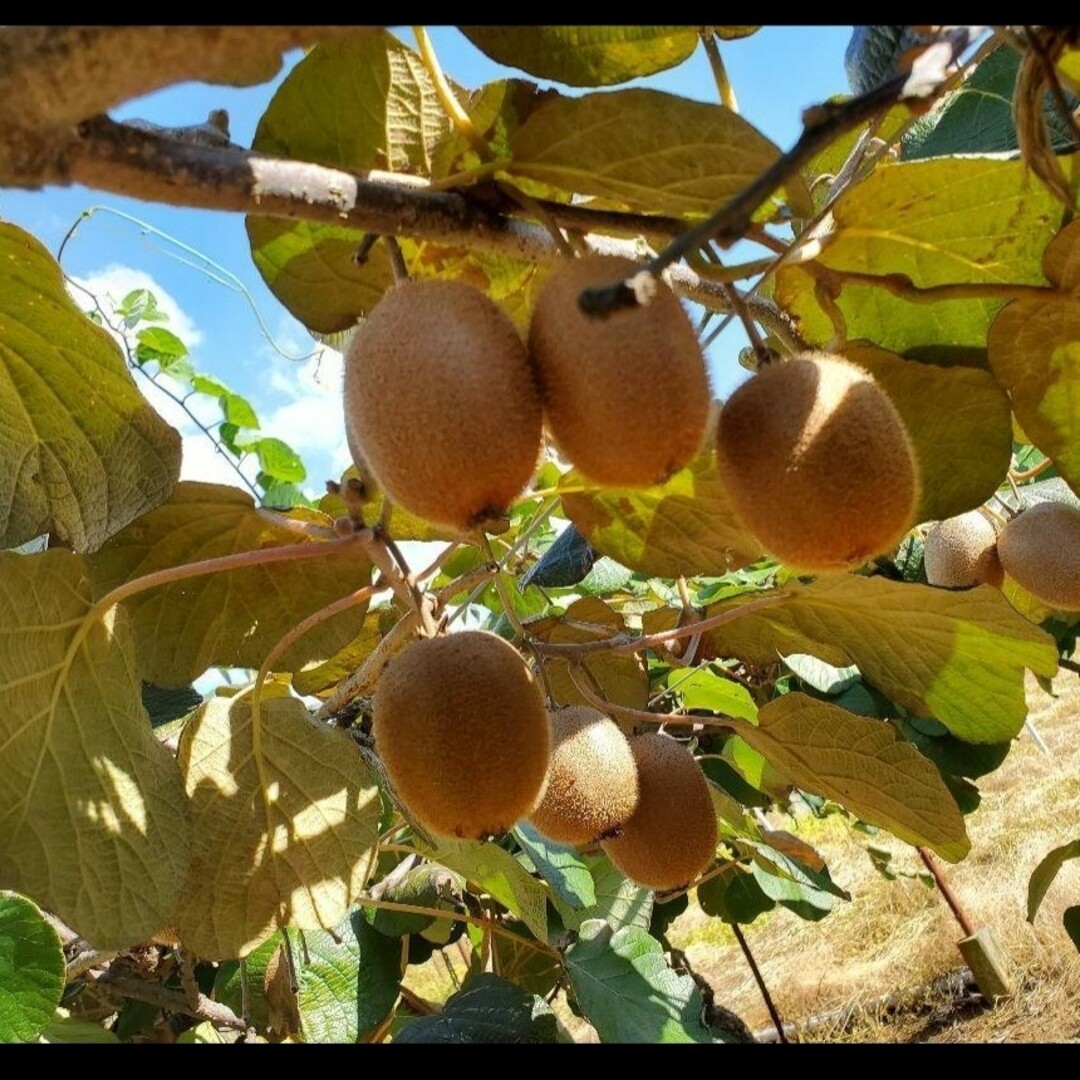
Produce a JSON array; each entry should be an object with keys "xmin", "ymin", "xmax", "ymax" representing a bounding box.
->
[{"xmin": 668, "ymin": 667, "xmax": 1080, "ymax": 1043}]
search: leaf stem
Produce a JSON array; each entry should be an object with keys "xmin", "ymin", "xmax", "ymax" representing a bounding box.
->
[
  {"xmin": 700, "ymin": 29, "xmax": 738, "ymax": 112},
  {"xmin": 413, "ymin": 26, "xmax": 492, "ymax": 162}
]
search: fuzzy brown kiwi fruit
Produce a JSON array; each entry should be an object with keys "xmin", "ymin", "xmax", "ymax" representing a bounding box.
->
[
  {"xmin": 996, "ymin": 500, "xmax": 1080, "ymax": 611},
  {"xmin": 715, "ymin": 352, "xmax": 920, "ymax": 571},
  {"xmin": 600, "ymin": 732, "xmax": 717, "ymax": 891},
  {"xmin": 527, "ymin": 254, "xmax": 711, "ymax": 486},
  {"xmin": 924, "ymin": 509, "xmax": 1003, "ymax": 588},
  {"xmin": 343, "ymin": 279, "xmax": 542, "ymax": 528},
  {"xmin": 372, "ymin": 630, "xmax": 552, "ymax": 839},
  {"xmin": 527, "ymin": 705, "xmax": 639, "ymax": 847}
]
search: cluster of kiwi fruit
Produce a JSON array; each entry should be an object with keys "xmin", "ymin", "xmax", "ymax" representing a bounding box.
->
[
  {"xmin": 343, "ymin": 252, "xmax": 930, "ymax": 574},
  {"xmin": 925, "ymin": 500, "xmax": 1080, "ymax": 612},
  {"xmin": 343, "ymin": 254, "xmax": 713, "ymax": 530},
  {"xmin": 371, "ymin": 629, "xmax": 718, "ymax": 891}
]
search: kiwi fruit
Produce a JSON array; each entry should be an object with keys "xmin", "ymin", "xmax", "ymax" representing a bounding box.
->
[
  {"xmin": 924, "ymin": 509, "xmax": 1003, "ymax": 588},
  {"xmin": 601, "ymin": 732, "xmax": 717, "ymax": 891},
  {"xmin": 715, "ymin": 351, "xmax": 920, "ymax": 571},
  {"xmin": 372, "ymin": 630, "xmax": 552, "ymax": 839},
  {"xmin": 528, "ymin": 705, "xmax": 639, "ymax": 847},
  {"xmin": 527, "ymin": 254, "xmax": 711, "ymax": 486},
  {"xmin": 996, "ymin": 500, "xmax": 1080, "ymax": 611},
  {"xmin": 343, "ymin": 278, "xmax": 542, "ymax": 528}
]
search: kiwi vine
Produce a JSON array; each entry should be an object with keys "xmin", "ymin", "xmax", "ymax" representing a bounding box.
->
[{"xmin": 2, "ymin": 26, "xmax": 1080, "ymax": 1045}]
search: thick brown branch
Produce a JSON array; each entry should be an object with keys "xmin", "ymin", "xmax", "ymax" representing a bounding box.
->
[
  {"xmin": 94, "ymin": 971, "xmax": 249, "ymax": 1032},
  {"xmin": 29, "ymin": 117, "xmax": 749, "ymax": 314},
  {"xmin": 0, "ymin": 27, "xmax": 375, "ymax": 133}
]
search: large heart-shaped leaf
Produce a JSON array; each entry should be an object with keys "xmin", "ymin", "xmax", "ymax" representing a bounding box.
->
[
  {"xmin": 86, "ymin": 482, "xmax": 373, "ymax": 687},
  {"xmin": 0, "ymin": 222, "xmax": 180, "ymax": 551},
  {"xmin": 176, "ymin": 690, "xmax": 380, "ymax": 959},
  {"xmin": 0, "ymin": 551, "xmax": 189, "ymax": 949}
]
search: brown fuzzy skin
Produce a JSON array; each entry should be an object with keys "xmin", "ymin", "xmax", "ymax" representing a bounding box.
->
[
  {"xmin": 527, "ymin": 254, "xmax": 710, "ymax": 486},
  {"xmin": 997, "ymin": 501, "xmax": 1080, "ymax": 611},
  {"xmin": 924, "ymin": 510, "xmax": 1003, "ymax": 588},
  {"xmin": 528, "ymin": 706, "xmax": 639, "ymax": 847},
  {"xmin": 343, "ymin": 279, "xmax": 542, "ymax": 528},
  {"xmin": 372, "ymin": 631, "xmax": 552, "ymax": 840},
  {"xmin": 715, "ymin": 352, "xmax": 920, "ymax": 572},
  {"xmin": 601, "ymin": 733, "xmax": 717, "ymax": 892}
]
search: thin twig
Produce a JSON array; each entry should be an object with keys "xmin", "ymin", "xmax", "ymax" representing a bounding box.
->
[
  {"xmin": 530, "ymin": 593, "xmax": 788, "ymax": 657},
  {"xmin": 732, "ymin": 923, "xmax": 787, "ymax": 1044}
]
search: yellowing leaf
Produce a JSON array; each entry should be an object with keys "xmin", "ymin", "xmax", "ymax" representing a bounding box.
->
[
  {"xmin": 735, "ymin": 695, "xmax": 969, "ymax": 861},
  {"xmin": 561, "ymin": 450, "xmax": 760, "ymax": 579},
  {"xmin": 702, "ymin": 577, "xmax": 1057, "ymax": 743},
  {"xmin": 0, "ymin": 551, "xmax": 188, "ymax": 949},
  {"xmin": 987, "ymin": 220, "xmax": 1080, "ymax": 499},
  {"xmin": 85, "ymin": 482, "xmax": 372, "ymax": 688},
  {"xmin": 842, "ymin": 344, "xmax": 1013, "ymax": 521},
  {"xmin": 508, "ymin": 88, "xmax": 782, "ymax": 218},
  {"xmin": 527, "ymin": 596, "xmax": 648, "ymax": 712},
  {"xmin": 775, "ymin": 156, "xmax": 1073, "ymax": 352},
  {"xmin": 176, "ymin": 691, "xmax": 380, "ymax": 959},
  {"xmin": 0, "ymin": 222, "xmax": 180, "ymax": 551},
  {"xmin": 460, "ymin": 27, "xmax": 699, "ymax": 87},
  {"xmin": 247, "ymin": 32, "xmax": 453, "ymax": 331}
]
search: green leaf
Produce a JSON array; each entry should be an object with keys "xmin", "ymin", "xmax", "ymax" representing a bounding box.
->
[
  {"xmin": 176, "ymin": 1021, "xmax": 228, "ymax": 1043},
  {"xmin": 844, "ymin": 25, "xmax": 911, "ymax": 95},
  {"xmin": 1027, "ymin": 839, "xmax": 1080, "ymax": 923},
  {"xmin": 780, "ymin": 654, "xmax": 860, "ymax": 695},
  {"xmin": 562, "ymin": 449, "xmax": 760, "ymax": 579},
  {"xmin": 526, "ymin": 596, "xmax": 648, "ymax": 713},
  {"xmin": 250, "ymin": 437, "xmax": 306, "ymax": 483},
  {"xmin": 1064, "ymin": 907, "xmax": 1080, "ymax": 952},
  {"xmin": 85, "ymin": 482, "xmax": 373, "ymax": 687},
  {"xmin": 212, "ymin": 931, "xmax": 282, "ymax": 1034},
  {"xmin": 289, "ymin": 909, "xmax": 401, "ymax": 1043},
  {"xmin": 697, "ymin": 865, "xmax": 775, "ymax": 924},
  {"xmin": 514, "ymin": 823, "xmax": 596, "ymax": 910},
  {"xmin": 566, "ymin": 853, "xmax": 653, "ymax": 932},
  {"xmin": 0, "ymin": 222, "xmax": 181, "ymax": 551},
  {"xmin": 702, "ymin": 576, "xmax": 1058, "ymax": 743},
  {"xmin": 904, "ymin": 47, "xmax": 1079, "ymax": 160},
  {"xmin": 141, "ymin": 683, "xmax": 201, "ymax": 727},
  {"xmin": 842, "ymin": 344, "xmax": 1013, "ymax": 522},
  {"xmin": 666, "ymin": 666, "xmax": 759, "ymax": 723},
  {"xmin": 520, "ymin": 524, "xmax": 597, "ymax": 590},
  {"xmin": 176, "ymin": 690, "xmax": 381, "ymax": 959},
  {"xmin": 365, "ymin": 863, "xmax": 464, "ymax": 937},
  {"xmin": 892, "ymin": 717, "xmax": 1011, "ymax": 780},
  {"xmin": 747, "ymin": 835, "xmax": 848, "ymax": 912},
  {"xmin": 134, "ymin": 326, "xmax": 188, "ymax": 369},
  {"xmin": 774, "ymin": 156, "xmax": 1074, "ymax": 353},
  {"xmin": 488, "ymin": 922, "xmax": 563, "ymax": 997},
  {"xmin": 508, "ymin": 88, "xmax": 783, "ymax": 218},
  {"xmin": 246, "ymin": 32, "xmax": 453, "ymax": 332},
  {"xmin": 565, "ymin": 920, "xmax": 711, "ymax": 1043},
  {"xmin": 434, "ymin": 841, "xmax": 548, "ymax": 941},
  {"xmin": 0, "ymin": 892, "xmax": 65, "ymax": 1043},
  {"xmin": 460, "ymin": 27, "xmax": 699, "ymax": 87},
  {"xmin": 0, "ymin": 551, "xmax": 189, "ymax": 949},
  {"xmin": 733, "ymin": 694, "xmax": 969, "ymax": 861},
  {"xmin": 395, "ymin": 973, "xmax": 557, "ymax": 1044}
]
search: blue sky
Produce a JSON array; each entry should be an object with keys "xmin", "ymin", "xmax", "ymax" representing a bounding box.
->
[{"xmin": 0, "ymin": 26, "xmax": 855, "ymax": 500}]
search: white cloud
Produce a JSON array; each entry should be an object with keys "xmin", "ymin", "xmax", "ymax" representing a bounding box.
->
[{"xmin": 69, "ymin": 265, "xmax": 203, "ymax": 349}]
